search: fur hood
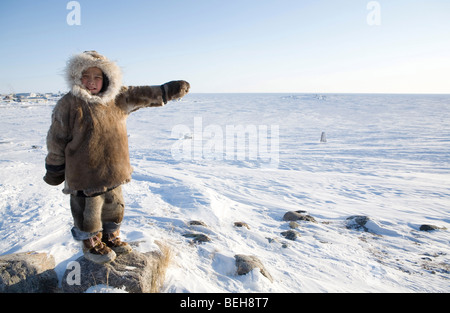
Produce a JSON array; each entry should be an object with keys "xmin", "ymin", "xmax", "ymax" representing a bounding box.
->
[{"xmin": 66, "ymin": 51, "xmax": 122, "ymax": 104}]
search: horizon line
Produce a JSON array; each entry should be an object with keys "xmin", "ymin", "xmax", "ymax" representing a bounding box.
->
[{"xmin": 2, "ymin": 91, "xmax": 450, "ymax": 96}]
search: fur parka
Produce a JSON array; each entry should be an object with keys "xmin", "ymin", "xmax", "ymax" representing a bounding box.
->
[{"xmin": 45, "ymin": 51, "xmax": 189, "ymax": 196}]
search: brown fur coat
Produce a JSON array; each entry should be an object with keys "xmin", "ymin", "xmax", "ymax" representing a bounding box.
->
[{"xmin": 45, "ymin": 51, "xmax": 189, "ymax": 196}]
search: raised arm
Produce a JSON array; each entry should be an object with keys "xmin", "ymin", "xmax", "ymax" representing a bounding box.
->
[{"xmin": 119, "ymin": 80, "xmax": 190, "ymax": 114}]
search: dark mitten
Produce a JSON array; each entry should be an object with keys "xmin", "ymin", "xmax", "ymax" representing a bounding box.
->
[
  {"xmin": 43, "ymin": 164, "xmax": 65, "ymax": 186},
  {"xmin": 162, "ymin": 80, "xmax": 190, "ymax": 102}
]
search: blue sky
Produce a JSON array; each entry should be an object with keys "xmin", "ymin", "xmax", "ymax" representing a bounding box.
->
[{"xmin": 1, "ymin": 0, "xmax": 449, "ymax": 93}]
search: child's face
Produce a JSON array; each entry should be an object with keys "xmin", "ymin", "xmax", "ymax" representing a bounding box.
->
[{"xmin": 81, "ymin": 67, "xmax": 103, "ymax": 95}]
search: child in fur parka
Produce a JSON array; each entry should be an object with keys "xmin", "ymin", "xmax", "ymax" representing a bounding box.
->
[{"xmin": 44, "ymin": 51, "xmax": 190, "ymax": 264}]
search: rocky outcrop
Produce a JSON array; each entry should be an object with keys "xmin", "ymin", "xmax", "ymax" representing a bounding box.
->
[
  {"xmin": 61, "ymin": 248, "xmax": 170, "ymax": 293},
  {"xmin": 0, "ymin": 252, "xmax": 58, "ymax": 293}
]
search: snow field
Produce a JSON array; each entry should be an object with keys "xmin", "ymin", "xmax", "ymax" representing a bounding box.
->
[{"xmin": 0, "ymin": 93, "xmax": 449, "ymax": 292}]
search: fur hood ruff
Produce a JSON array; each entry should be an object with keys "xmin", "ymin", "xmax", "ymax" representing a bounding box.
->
[{"xmin": 66, "ymin": 51, "xmax": 122, "ymax": 104}]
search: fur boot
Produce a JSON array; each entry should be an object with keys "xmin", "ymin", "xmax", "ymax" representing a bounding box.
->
[
  {"xmin": 82, "ymin": 232, "xmax": 116, "ymax": 264},
  {"xmin": 103, "ymin": 230, "xmax": 132, "ymax": 255}
]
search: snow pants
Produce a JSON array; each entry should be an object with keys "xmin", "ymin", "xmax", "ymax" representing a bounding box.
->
[{"xmin": 70, "ymin": 186, "xmax": 125, "ymax": 240}]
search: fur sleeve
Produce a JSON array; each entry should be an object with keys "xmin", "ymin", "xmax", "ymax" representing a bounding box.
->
[
  {"xmin": 45, "ymin": 99, "xmax": 71, "ymax": 168},
  {"xmin": 117, "ymin": 85, "xmax": 165, "ymax": 114}
]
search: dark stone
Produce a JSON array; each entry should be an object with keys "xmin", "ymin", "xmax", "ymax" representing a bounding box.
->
[
  {"xmin": 419, "ymin": 224, "xmax": 442, "ymax": 232},
  {"xmin": 182, "ymin": 233, "xmax": 211, "ymax": 243},
  {"xmin": 234, "ymin": 222, "xmax": 250, "ymax": 229},
  {"xmin": 283, "ymin": 211, "xmax": 316, "ymax": 223},
  {"xmin": 188, "ymin": 220, "xmax": 207, "ymax": 227},
  {"xmin": 234, "ymin": 254, "xmax": 273, "ymax": 282},
  {"xmin": 281, "ymin": 230, "xmax": 299, "ymax": 241},
  {"xmin": 346, "ymin": 215, "xmax": 370, "ymax": 231}
]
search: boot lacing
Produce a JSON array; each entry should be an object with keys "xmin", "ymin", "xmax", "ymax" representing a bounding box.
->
[{"xmin": 89, "ymin": 234, "xmax": 106, "ymax": 251}]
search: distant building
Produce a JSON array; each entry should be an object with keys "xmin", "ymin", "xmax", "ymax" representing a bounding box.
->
[
  {"xmin": 2, "ymin": 94, "xmax": 15, "ymax": 102},
  {"xmin": 25, "ymin": 96, "xmax": 48, "ymax": 103},
  {"xmin": 1, "ymin": 92, "xmax": 63, "ymax": 104},
  {"xmin": 16, "ymin": 92, "xmax": 37, "ymax": 99}
]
